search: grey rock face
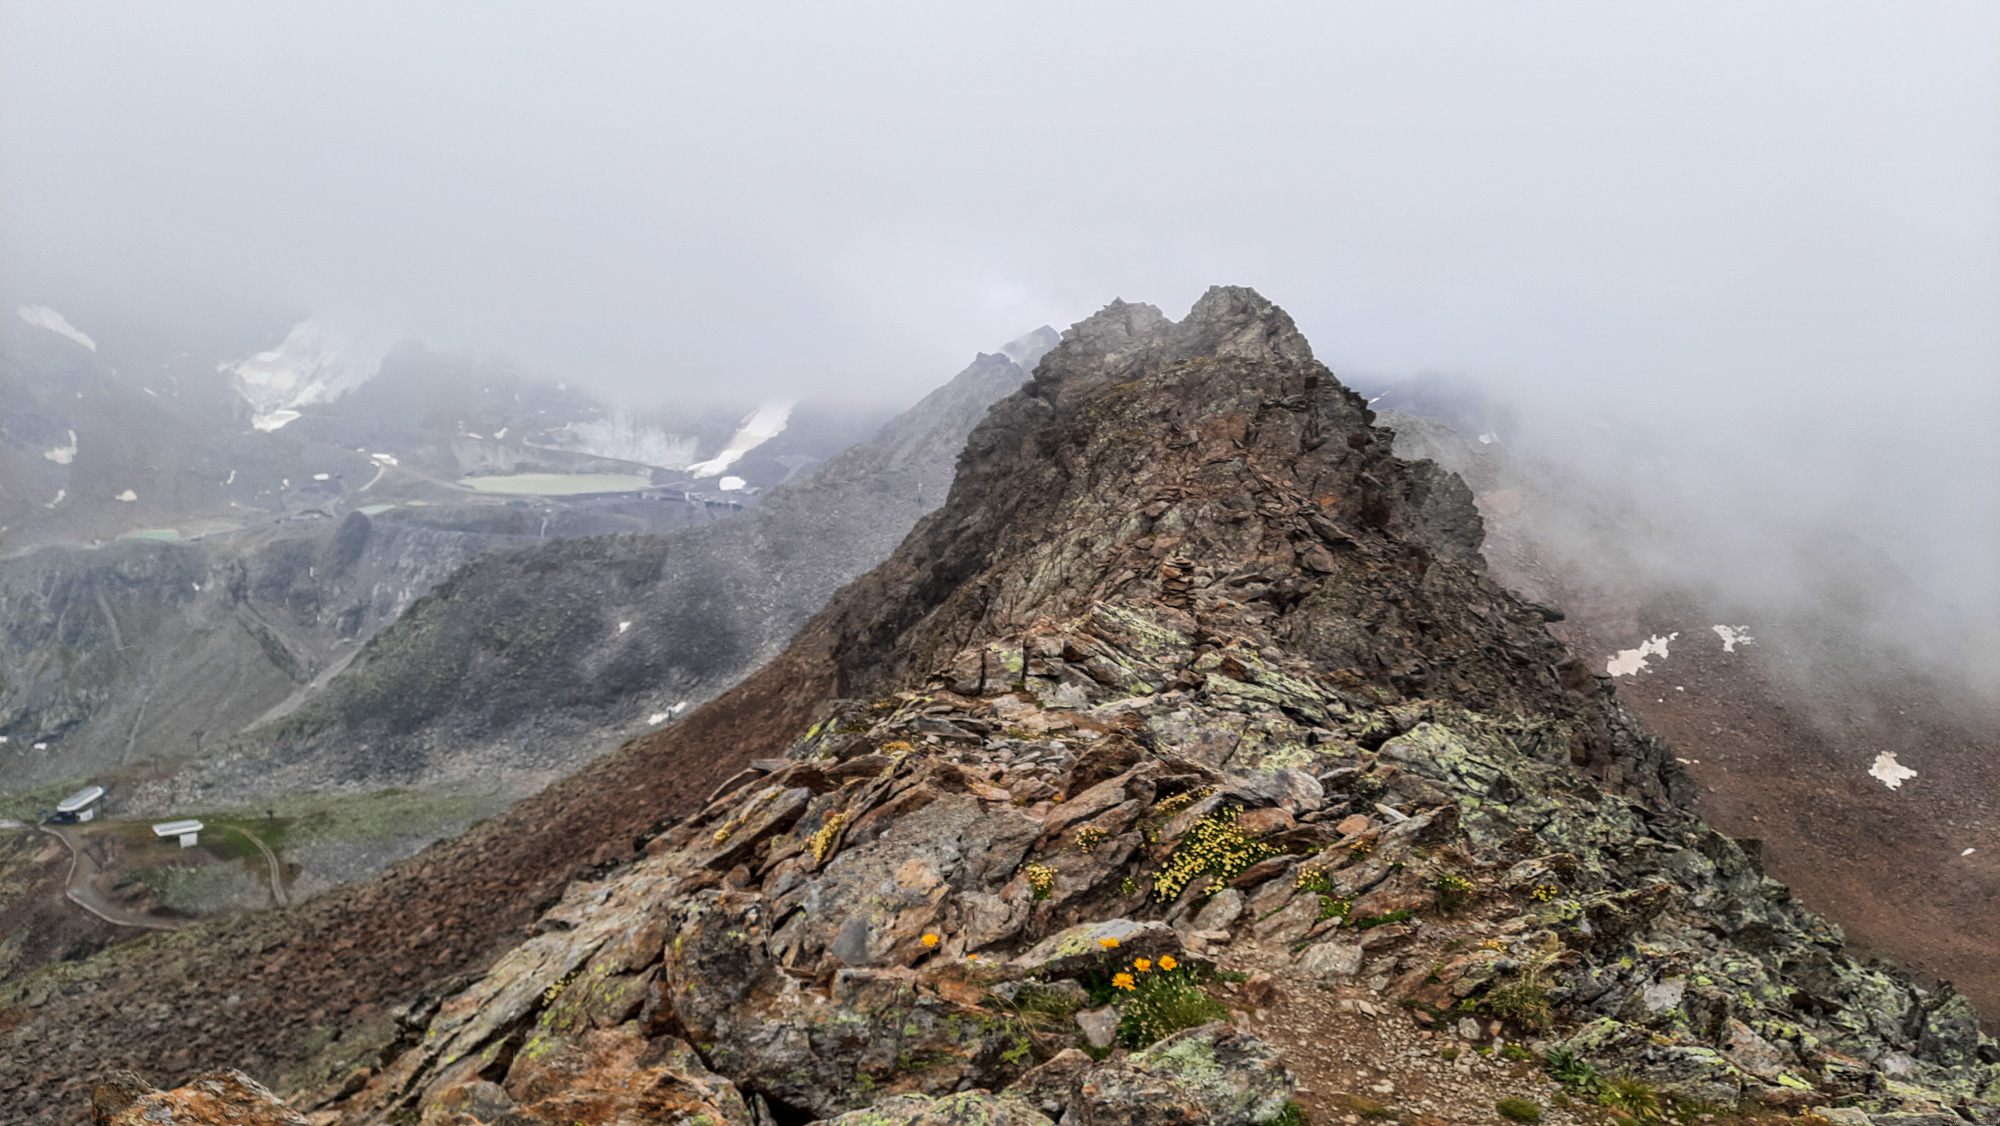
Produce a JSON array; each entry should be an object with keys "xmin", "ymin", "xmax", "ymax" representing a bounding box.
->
[
  {"xmin": 1075, "ymin": 1006, "xmax": 1121, "ymax": 1049},
  {"xmin": 1294, "ymin": 941, "xmax": 1363, "ymax": 979}
]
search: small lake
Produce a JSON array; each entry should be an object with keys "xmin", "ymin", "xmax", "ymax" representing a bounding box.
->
[{"xmin": 458, "ymin": 473, "xmax": 654, "ymax": 496}]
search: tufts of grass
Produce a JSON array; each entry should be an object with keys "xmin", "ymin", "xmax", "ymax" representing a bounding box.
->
[
  {"xmin": 1330, "ymin": 1094, "xmax": 1396, "ymax": 1121},
  {"xmin": 1484, "ymin": 968, "xmax": 1556, "ymax": 1030},
  {"xmin": 1434, "ymin": 871, "xmax": 1478, "ymax": 912},
  {"xmin": 1495, "ymin": 1096, "xmax": 1543, "ymax": 1123},
  {"xmin": 1597, "ymin": 1076, "xmax": 1663, "ymax": 1121}
]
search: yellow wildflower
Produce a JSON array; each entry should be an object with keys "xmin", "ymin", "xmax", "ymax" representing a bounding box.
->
[
  {"xmin": 921, "ymin": 933, "xmax": 940, "ymax": 948},
  {"xmin": 1158, "ymin": 955, "xmax": 1178, "ymax": 971},
  {"xmin": 1099, "ymin": 937, "xmax": 1120, "ymax": 949},
  {"xmin": 1133, "ymin": 958, "xmax": 1153, "ymax": 973},
  {"xmin": 1112, "ymin": 972, "xmax": 1137, "ymax": 990}
]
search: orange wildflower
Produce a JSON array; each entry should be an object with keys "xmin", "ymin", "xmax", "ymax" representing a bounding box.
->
[{"xmin": 1112, "ymin": 972, "xmax": 1137, "ymax": 990}]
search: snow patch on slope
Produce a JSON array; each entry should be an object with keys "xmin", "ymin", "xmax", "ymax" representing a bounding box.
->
[
  {"xmin": 222, "ymin": 320, "xmax": 382, "ymax": 432},
  {"xmin": 1869, "ymin": 752, "xmax": 1917, "ymax": 790},
  {"xmin": 16, "ymin": 305, "xmax": 96, "ymax": 351},
  {"xmin": 685, "ymin": 399, "xmax": 794, "ymax": 478},
  {"xmin": 1711, "ymin": 625, "xmax": 1754, "ymax": 653},
  {"xmin": 1607, "ymin": 633, "xmax": 1678, "ymax": 677},
  {"xmin": 43, "ymin": 430, "xmax": 77, "ymax": 464}
]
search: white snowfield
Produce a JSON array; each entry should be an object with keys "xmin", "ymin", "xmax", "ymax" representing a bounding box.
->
[
  {"xmin": 16, "ymin": 305, "xmax": 97, "ymax": 351},
  {"xmin": 685, "ymin": 399, "xmax": 795, "ymax": 478},
  {"xmin": 43, "ymin": 429, "xmax": 77, "ymax": 464},
  {"xmin": 1607, "ymin": 633, "xmax": 1678, "ymax": 677},
  {"xmin": 1711, "ymin": 624, "xmax": 1754, "ymax": 652},
  {"xmin": 221, "ymin": 319, "xmax": 383, "ymax": 432},
  {"xmin": 1869, "ymin": 752, "xmax": 1917, "ymax": 790}
]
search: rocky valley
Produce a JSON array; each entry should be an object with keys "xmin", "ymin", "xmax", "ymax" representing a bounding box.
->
[
  {"xmin": 0, "ymin": 303, "xmax": 1053, "ymax": 971},
  {"xmin": 7, "ymin": 290, "xmax": 1993, "ymax": 1125}
]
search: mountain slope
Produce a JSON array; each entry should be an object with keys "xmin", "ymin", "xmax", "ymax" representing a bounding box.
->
[
  {"xmin": 10, "ymin": 292, "xmax": 1993, "ymax": 1124},
  {"xmin": 153, "ymin": 333, "xmax": 1054, "ymax": 802},
  {"xmin": 1378, "ymin": 406, "xmax": 2000, "ymax": 1024}
]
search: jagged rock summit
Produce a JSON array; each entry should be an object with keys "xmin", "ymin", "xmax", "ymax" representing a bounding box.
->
[{"xmin": 64, "ymin": 289, "xmax": 2000, "ymax": 1124}]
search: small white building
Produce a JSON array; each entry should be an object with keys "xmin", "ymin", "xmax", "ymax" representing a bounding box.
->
[
  {"xmin": 153, "ymin": 819, "xmax": 204, "ymax": 848},
  {"xmin": 57, "ymin": 785, "xmax": 105, "ymax": 822}
]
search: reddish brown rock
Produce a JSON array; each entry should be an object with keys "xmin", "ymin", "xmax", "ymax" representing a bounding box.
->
[{"xmin": 92, "ymin": 1070, "xmax": 306, "ymax": 1126}]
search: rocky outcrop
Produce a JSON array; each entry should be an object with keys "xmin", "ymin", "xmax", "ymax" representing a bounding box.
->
[
  {"xmin": 29, "ymin": 290, "xmax": 1998, "ymax": 1123},
  {"xmin": 292, "ymin": 290, "xmax": 1994, "ymax": 1124},
  {"xmin": 90, "ymin": 1069, "xmax": 306, "ymax": 1125}
]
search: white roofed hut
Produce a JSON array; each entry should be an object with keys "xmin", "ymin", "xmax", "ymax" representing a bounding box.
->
[
  {"xmin": 56, "ymin": 785, "xmax": 105, "ymax": 823},
  {"xmin": 153, "ymin": 819, "xmax": 204, "ymax": 848}
]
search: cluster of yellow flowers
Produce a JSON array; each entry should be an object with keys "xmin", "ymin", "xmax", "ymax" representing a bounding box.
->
[
  {"xmin": 1110, "ymin": 953, "xmax": 1179, "ymax": 992},
  {"xmin": 1530, "ymin": 883, "xmax": 1560, "ymax": 902},
  {"xmin": 1152, "ymin": 807, "xmax": 1277, "ymax": 903},
  {"xmin": 809, "ymin": 811, "xmax": 847, "ymax": 864},
  {"xmin": 710, "ymin": 786, "xmax": 781, "ymax": 846},
  {"xmin": 1295, "ymin": 865, "xmax": 1335, "ymax": 894},
  {"xmin": 1151, "ymin": 785, "xmax": 1217, "ymax": 820},
  {"xmin": 1026, "ymin": 862, "xmax": 1058, "ymax": 900}
]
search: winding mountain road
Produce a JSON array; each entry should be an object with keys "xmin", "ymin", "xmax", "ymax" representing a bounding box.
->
[
  {"xmin": 230, "ymin": 825, "xmax": 289, "ymax": 908},
  {"xmin": 39, "ymin": 824, "xmax": 184, "ymax": 931}
]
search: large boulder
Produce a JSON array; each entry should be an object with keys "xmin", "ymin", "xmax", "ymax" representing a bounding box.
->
[
  {"xmin": 814, "ymin": 1091, "xmax": 1056, "ymax": 1125},
  {"xmin": 92, "ymin": 1069, "xmax": 307, "ymax": 1126},
  {"xmin": 1072, "ymin": 1023, "xmax": 1294, "ymax": 1126},
  {"xmin": 1014, "ymin": 919, "xmax": 1182, "ymax": 979}
]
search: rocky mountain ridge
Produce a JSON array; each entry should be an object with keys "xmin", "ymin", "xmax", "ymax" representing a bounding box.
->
[{"xmin": 10, "ymin": 289, "xmax": 1993, "ymax": 1124}]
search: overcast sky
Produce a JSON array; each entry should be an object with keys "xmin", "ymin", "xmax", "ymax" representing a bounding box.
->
[{"xmin": 3, "ymin": 3, "xmax": 1997, "ymax": 615}]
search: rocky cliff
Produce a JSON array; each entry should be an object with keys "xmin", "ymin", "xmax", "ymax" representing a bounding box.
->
[{"xmin": 9, "ymin": 290, "xmax": 1994, "ymax": 1124}]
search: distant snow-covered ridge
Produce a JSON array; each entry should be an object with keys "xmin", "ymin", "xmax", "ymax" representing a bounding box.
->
[
  {"xmin": 685, "ymin": 398, "xmax": 794, "ymax": 478},
  {"xmin": 222, "ymin": 320, "xmax": 383, "ymax": 432},
  {"xmin": 15, "ymin": 305, "xmax": 97, "ymax": 351}
]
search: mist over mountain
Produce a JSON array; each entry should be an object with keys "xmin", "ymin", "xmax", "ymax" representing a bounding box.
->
[
  {"xmin": 2, "ymin": 6, "xmax": 1997, "ymax": 1123},
  {"xmin": 7, "ymin": 288, "xmax": 1994, "ymax": 1126}
]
